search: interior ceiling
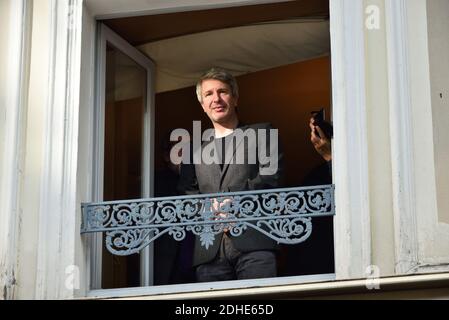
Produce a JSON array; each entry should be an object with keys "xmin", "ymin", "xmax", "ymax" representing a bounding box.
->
[
  {"xmin": 103, "ymin": 0, "xmax": 330, "ymax": 94},
  {"xmin": 103, "ymin": 0, "xmax": 329, "ymax": 45}
]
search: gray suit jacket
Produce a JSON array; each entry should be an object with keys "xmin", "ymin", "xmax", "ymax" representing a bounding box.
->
[{"xmin": 178, "ymin": 122, "xmax": 284, "ymax": 267}]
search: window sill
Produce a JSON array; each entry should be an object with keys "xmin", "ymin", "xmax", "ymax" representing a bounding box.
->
[
  {"xmin": 88, "ymin": 272, "xmax": 449, "ymax": 300},
  {"xmin": 87, "ymin": 273, "xmax": 336, "ymax": 299}
]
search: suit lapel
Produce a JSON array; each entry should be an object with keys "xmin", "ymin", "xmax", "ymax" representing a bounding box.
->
[{"xmin": 198, "ymin": 124, "xmax": 250, "ymax": 190}]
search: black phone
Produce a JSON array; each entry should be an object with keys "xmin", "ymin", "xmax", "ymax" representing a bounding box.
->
[
  {"xmin": 311, "ymin": 108, "xmax": 333, "ymax": 139},
  {"xmin": 311, "ymin": 108, "xmax": 325, "ymax": 125}
]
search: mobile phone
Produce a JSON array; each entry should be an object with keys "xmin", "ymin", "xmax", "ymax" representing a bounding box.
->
[
  {"xmin": 311, "ymin": 109, "xmax": 325, "ymax": 138},
  {"xmin": 311, "ymin": 108, "xmax": 333, "ymax": 139}
]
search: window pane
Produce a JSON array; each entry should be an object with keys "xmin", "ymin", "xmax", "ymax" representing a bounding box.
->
[{"xmin": 102, "ymin": 42, "xmax": 146, "ymax": 289}]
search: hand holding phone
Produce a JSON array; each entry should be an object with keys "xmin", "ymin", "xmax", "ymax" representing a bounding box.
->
[{"xmin": 311, "ymin": 108, "xmax": 333, "ymax": 139}]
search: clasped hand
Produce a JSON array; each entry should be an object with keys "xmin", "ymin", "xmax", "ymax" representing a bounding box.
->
[{"xmin": 211, "ymin": 197, "xmax": 233, "ymax": 232}]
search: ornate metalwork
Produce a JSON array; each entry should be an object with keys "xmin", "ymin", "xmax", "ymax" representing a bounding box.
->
[{"xmin": 81, "ymin": 185, "xmax": 334, "ymax": 256}]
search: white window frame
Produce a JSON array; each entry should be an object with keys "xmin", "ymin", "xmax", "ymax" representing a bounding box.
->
[
  {"xmin": 329, "ymin": 0, "xmax": 372, "ymax": 280},
  {"xmin": 87, "ymin": 24, "xmax": 338, "ymax": 298},
  {"xmin": 90, "ymin": 24, "xmax": 156, "ymax": 289},
  {"xmin": 84, "ymin": 0, "xmax": 373, "ymax": 298},
  {"xmin": 20, "ymin": 0, "xmax": 449, "ymax": 299},
  {"xmin": 44, "ymin": 0, "xmax": 377, "ymax": 298},
  {"xmin": 86, "ymin": 0, "xmax": 368, "ymax": 298}
]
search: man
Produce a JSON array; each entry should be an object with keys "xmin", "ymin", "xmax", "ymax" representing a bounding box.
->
[{"xmin": 178, "ymin": 67, "xmax": 284, "ymax": 282}]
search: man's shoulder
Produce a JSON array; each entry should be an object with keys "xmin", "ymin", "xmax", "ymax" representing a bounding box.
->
[{"xmin": 239, "ymin": 122, "xmax": 273, "ymax": 131}]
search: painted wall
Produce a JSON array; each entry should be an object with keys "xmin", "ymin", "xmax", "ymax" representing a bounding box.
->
[
  {"xmin": 238, "ymin": 56, "xmax": 332, "ymax": 187},
  {"xmin": 0, "ymin": 0, "xmax": 11, "ymax": 195},
  {"xmin": 0, "ymin": 0, "xmax": 12, "ymax": 300},
  {"xmin": 407, "ymin": 0, "xmax": 448, "ymax": 266},
  {"xmin": 427, "ymin": 0, "xmax": 449, "ymax": 225},
  {"xmin": 6, "ymin": 0, "xmax": 448, "ymax": 299},
  {"xmin": 408, "ymin": 0, "xmax": 449, "ymax": 266},
  {"xmin": 359, "ymin": 0, "xmax": 449, "ymax": 277},
  {"xmin": 406, "ymin": 0, "xmax": 449, "ymax": 269}
]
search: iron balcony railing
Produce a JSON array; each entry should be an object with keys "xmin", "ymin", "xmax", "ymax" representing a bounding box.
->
[{"xmin": 81, "ymin": 184, "xmax": 335, "ymax": 256}]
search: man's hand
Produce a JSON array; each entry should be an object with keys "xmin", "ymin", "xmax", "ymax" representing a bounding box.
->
[
  {"xmin": 211, "ymin": 197, "xmax": 233, "ymax": 232},
  {"xmin": 310, "ymin": 117, "xmax": 332, "ymax": 162}
]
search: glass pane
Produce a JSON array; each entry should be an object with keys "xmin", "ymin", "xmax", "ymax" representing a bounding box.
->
[{"xmin": 102, "ymin": 42, "xmax": 146, "ymax": 289}]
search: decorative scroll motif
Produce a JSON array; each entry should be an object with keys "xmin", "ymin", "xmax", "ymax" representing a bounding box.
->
[{"xmin": 81, "ymin": 185, "xmax": 335, "ymax": 256}]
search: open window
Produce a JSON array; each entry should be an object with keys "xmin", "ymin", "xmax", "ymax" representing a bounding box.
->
[
  {"xmin": 91, "ymin": 25, "xmax": 155, "ymax": 289},
  {"xmin": 85, "ymin": 0, "xmax": 335, "ymax": 293}
]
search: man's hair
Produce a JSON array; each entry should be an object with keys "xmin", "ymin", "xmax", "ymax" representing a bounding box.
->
[{"xmin": 196, "ymin": 67, "xmax": 239, "ymax": 103}]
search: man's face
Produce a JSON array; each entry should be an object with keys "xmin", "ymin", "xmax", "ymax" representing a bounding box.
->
[{"xmin": 200, "ymin": 79, "xmax": 238, "ymax": 125}]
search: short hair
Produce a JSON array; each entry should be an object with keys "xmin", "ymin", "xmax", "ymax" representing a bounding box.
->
[{"xmin": 196, "ymin": 68, "xmax": 239, "ymax": 103}]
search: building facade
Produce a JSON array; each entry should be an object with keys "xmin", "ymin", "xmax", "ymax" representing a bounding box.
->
[{"xmin": 1, "ymin": 0, "xmax": 449, "ymax": 299}]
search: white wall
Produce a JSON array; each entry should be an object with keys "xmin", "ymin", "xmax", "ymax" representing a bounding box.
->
[
  {"xmin": 0, "ymin": 0, "xmax": 32, "ymax": 299},
  {"xmin": 427, "ymin": 0, "xmax": 449, "ymax": 225},
  {"xmin": 0, "ymin": 0, "xmax": 11, "ymax": 300},
  {"xmin": 0, "ymin": 0, "xmax": 11, "ymax": 202},
  {"xmin": 4, "ymin": 0, "xmax": 446, "ymax": 299},
  {"xmin": 407, "ymin": 0, "xmax": 449, "ymax": 269},
  {"xmin": 342, "ymin": 0, "xmax": 449, "ymax": 276}
]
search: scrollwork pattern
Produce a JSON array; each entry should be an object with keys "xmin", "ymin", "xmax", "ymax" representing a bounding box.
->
[{"xmin": 82, "ymin": 185, "xmax": 334, "ymax": 256}]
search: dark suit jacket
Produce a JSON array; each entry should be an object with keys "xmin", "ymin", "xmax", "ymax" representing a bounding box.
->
[{"xmin": 178, "ymin": 122, "xmax": 284, "ymax": 266}]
